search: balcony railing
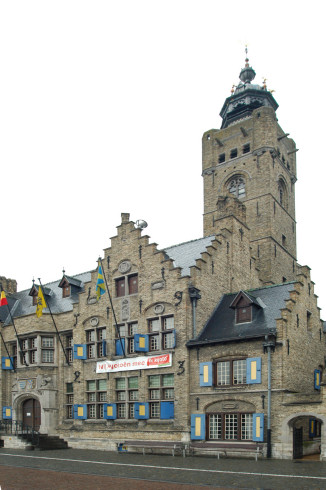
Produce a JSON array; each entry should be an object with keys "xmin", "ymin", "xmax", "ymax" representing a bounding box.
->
[{"xmin": 0, "ymin": 419, "xmax": 39, "ymax": 446}]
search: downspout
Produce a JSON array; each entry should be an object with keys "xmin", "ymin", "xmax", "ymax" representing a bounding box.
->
[
  {"xmin": 263, "ymin": 332, "xmax": 276, "ymax": 458},
  {"xmin": 188, "ymin": 286, "xmax": 201, "ymax": 338}
]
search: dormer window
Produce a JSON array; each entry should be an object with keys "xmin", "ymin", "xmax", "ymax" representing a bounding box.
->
[
  {"xmin": 58, "ymin": 275, "xmax": 82, "ymax": 298},
  {"xmin": 230, "ymin": 291, "xmax": 260, "ymax": 325},
  {"xmin": 29, "ymin": 285, "xmax": 39, "ymax": 306},
  {"xmin": 236, "ymin": 306, "xmax": 252, "ymax": 323},
  {"xmin": 32, "ymin": 291, "xmax": 38, "ymax": 306},
  {"xmin": 61, "ymin": 281, "xmax": 71, "ymax": 298}
]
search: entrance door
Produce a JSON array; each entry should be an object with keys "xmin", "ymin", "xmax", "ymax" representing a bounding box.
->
[
  {"xmin": 293, "ymin": 426, "xmax": 303, "ymax": 459},
  {"xmin": 22, "ymin": 399, "xmax": 41, "ymax": 430}
]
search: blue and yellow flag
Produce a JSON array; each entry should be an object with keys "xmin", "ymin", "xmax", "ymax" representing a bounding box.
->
[{"xmin": 96, "ymin": 265, "xmax": 106, "ymax": 300}]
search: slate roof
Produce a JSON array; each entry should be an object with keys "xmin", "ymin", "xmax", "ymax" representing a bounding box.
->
[
  {"xmin": 0, "ymin": 271, "xmax": 92, "ymax": 324},
  {"xmin": 163, "ymin": 236, "xmax": 216, "ymax": 277},
  {"xmin": 1, "ymin": 236, "xmax": 216, "ymax": 323},
  {"xmin": 187, "ymin": 282, "xmax": 297, "ymax": 346}
]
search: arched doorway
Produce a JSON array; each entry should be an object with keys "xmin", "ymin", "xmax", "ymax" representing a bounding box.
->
[
  {"xmin": 22, "ymin": 398, "xmax": 41, "ymax": 430},
  {"xmin": 292, "ymin": 415, "xmax": 322, "ymax": 459}
]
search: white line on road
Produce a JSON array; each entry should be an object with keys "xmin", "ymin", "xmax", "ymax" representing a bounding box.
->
[{"xmin": 0, "ymin": 452, "xmax": 325, "ymax": 481}]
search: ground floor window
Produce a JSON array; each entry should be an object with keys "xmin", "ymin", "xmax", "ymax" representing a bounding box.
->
[{"xmin": 208, "ymin": 413, "xmax": 253, "ymax": 441}]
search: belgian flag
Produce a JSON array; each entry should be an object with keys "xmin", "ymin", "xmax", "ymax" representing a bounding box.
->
[{"xmin": 0, "ymin": 288, "xmax": 8, "ymax": 307}]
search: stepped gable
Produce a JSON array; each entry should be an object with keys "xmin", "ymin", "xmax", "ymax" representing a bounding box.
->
[
  {"xmin": 163, "ymin": 236, "xmax": 216, "ymax": 277},
  {"xmin": 188, "ymin": 282, "xmax": 296, "ymax": 345}
]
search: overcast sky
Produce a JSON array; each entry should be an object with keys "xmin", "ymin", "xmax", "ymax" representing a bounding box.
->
[{"xmin": 1, "ymin": 1, "xmax": 325, "ymax": 314}]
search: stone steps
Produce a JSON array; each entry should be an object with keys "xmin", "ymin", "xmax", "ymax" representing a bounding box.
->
[{"xmin": 1, "ymin": 434, "xmax": 68, "ymax": 450}]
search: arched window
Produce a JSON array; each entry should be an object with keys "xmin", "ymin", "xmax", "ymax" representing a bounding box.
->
[
  {"xmin": 278, "ymin": 179, "xmax": 288, "ymax": 209},
  {"xmin": 227, "ymin": 176, "xmax": 246, "ymax": 199}
]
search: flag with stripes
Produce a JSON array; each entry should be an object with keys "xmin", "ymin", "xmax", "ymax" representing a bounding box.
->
[{"xmin": 96, "ymin": 265, "xmax": 106, "ymax": 300}]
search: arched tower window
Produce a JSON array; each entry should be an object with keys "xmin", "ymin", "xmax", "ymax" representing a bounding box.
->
[
  {"xmin": 278, "ymin": 179, "xmax": 288, "ymax": 209},
  {"xmin": 227, "ymin": 175, "xmax": 246, "ymax": 199}
]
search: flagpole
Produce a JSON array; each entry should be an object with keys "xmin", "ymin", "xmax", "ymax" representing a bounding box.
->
[
  {"xmin": 38, "ymin": 279, "xmax": 71, "ymax": 366},
  {"xmin": 2, "ymin": 299, "xmax": 28, "ymax": 367},
  {"xmin": 98, "ymin": 258, "xmax": 126, "ymax": 358},
  {"xmin": 0, "ymin": 323, "xmax": 16, "ymax": 372}
]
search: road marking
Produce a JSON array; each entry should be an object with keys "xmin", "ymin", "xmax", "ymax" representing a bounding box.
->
[{"xmin": 0, "ymin": 453, "xmax": 325, "ymax": 481}]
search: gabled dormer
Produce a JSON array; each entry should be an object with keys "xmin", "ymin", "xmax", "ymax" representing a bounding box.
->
[
  {"xmin": 58, "ymin": 275, "xmax": 82, "ymax": 299},
  {"xmin": 230, "ymin": 291, "xmax": 262, "ymax": 324},
  {"xmin": 28, "ymin": 284, "xmax": 52, "ymax": 306}
]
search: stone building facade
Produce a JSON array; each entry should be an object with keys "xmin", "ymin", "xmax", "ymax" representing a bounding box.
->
[{"xmin": 1, "ymin": 56, "xmax": 325, "ymax": 459}]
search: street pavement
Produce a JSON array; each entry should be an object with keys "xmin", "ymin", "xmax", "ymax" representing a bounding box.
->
[{"xmin": 0, "ymin": 447, "xmax": 326, "ymax": 489}]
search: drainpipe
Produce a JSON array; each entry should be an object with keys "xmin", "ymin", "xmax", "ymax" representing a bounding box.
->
[
  {"xmin": 188, "ymin": 286, "xmax": 201, "ymax": 338},
  {"xmin": 263, "ymin": 331, "xmax": 276, "ymax": 458}
]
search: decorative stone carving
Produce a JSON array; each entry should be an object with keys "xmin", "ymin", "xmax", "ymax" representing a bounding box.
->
[
  {"xmin": 90, "ymin": 317, "xmax": 99, "ymax": 327},
  {"xmin": 154, "ymin": 303, "xmax": 165, "ymax": 315},
  {"xmin": 222, "ymin": 402, "xmax": 238, "ymax": 410},
  {"xmin": 121, "ymin": 298, "xmax": 130, "ymax": 321},
  {"xmin": 17, "ymin": 378, "xmax": 36, "ymax": 391},
  {"xmin": 118, "ymin": 261, "xmax": 131, "ymax": 274},
  {"xmin": 87, "ymin": 296, "xmax": 97, "ymax": 305},
  {"xmin": 151, "ymin": 280, "xmax": 165, "ymax": 290}
]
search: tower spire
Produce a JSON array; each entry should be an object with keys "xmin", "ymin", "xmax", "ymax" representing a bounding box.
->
[{"xmin": 239, "ymin": 46, "xmax": 256, "ymax": 84}]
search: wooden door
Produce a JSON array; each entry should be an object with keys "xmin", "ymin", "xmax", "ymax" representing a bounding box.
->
[{"xmin": 22, "ymin": 399, "xmax": 41, "ymax": 430}]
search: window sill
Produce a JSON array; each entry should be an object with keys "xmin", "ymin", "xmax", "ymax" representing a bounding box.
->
[
  {"xmin": 146, "ymin": 419, "xmax": 174, "ymax": 424},
  {"xmin": 84, "ymin": 419, "xmax": 106, "ymax": 425}
]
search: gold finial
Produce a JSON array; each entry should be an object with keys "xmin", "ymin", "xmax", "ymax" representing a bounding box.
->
[{"xmin": 245, "ymin": 44, "xmax": 249, "ymax": 66}]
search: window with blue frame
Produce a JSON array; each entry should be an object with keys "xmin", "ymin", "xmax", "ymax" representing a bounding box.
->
[
  {"xmin": 148, "ymin": 316, "xmax": 175, "ymax": 352},
  {"xmin": 86, "ymin": 379, "xmax": 107, "ymax": 418},
  {"xmin": 115, "ymin": 376, "xmax": 139, "ymax": 418},
  {"xmin": 208, "ymin": 412, "xmax": 254, "ymax": 441},
  {"xmin": 115, "ymin": 322, "xmax": 138, "ymax": 355},
  {"xmin": 148, "ymin": 373, "xmax": 174, "ymax": 419},
  {"xmin": 85, "ymin": 327, "xmax": 106, "ymax": 359}
]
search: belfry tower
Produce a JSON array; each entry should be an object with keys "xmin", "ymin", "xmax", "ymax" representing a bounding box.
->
[{"xmin": 202, "ymin": 53, "xmax": 298, "ymax": 286}]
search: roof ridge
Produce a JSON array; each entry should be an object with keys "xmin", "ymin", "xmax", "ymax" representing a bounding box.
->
[
  {"xmin": 163, "ymin": 235, "xmax": 215, "ymax": 251},
  {"xmin": 225, "ymin": 281, "xmax": 297, "ymax": 296},
  {"xmin": 13, "ymin": 270, "xmax": 93, "ymax": 294}
]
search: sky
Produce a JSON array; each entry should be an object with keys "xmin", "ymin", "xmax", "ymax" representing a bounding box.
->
[{"xmin": 1, "ymin": 1, "xmax": 325, "ymax": 314}]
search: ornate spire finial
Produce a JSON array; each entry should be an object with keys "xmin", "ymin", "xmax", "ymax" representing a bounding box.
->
[
  {"xmin": 62, "ymin": 267, "xmax": 65, "ymax": 276},
  {"xmin": 239, "ymin": 46, "xmax": 256, "ymax": 84}
]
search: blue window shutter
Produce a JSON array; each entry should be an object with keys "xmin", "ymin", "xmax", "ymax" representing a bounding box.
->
[
  {"xmin": 104, "ymin": 403, "xmax": 116, "ymax": 420},
  {"xmin": 247, "ymin": 357, "xmax": 262, "ymax": 384},
  {"xmin": 191, "ymin": 414, "xmax": 205, "ymax": 440},
  {"xmin": 160, "ymin": 401, "xmax": 174, "ymax": 419},
  {"xmin": 115, "ymin": 338, "xmax": 125, "ymax": 356},
  {"xmin": 199, "ymin": 362, "xmax": 213, "ymax": 386},
  {"xmin": 309, "ymin": 418, "xmax": 316, "ymax": 438},
  {"xmin": 134, "ymin": 402, "xmax": 149, "ymax": 419},
  {"xmin": 252, "ymin": 413, "xmax": 264, "ymax": 441},
  {"xmin": 73, "ymin": 344, "xmax": 87, "ymax": 360},
  {"xmin": 2, "ymin": 356, "xmax": 14, "ymax": 370},
  {"xmin": 73, "ymin": 404, "xmax": 87, "ymax": 419},
  {"xmin": 134, "ymin": 334, "xmax": 149, "ymax": 352},
  {"xmin": 314, "ymin": 369, "xmax": 321, "ymax": 390},
  {"xmin": 102, "ymin": 340, "xmax": 107, "ymax": 357},
  {"xmin": 2, "ymin": 406, "xmax": 12, "ymax": 419}
]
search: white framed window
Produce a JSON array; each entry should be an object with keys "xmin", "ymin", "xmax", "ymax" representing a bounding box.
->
[{"xmin": 86, "ymin": 379, "xmax": 106, "ymax": 419}]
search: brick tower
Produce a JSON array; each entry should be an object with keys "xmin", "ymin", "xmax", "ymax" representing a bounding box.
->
[{"xmin": 202, "ymin": 53, "xmax": 298, "ymax": 286}]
